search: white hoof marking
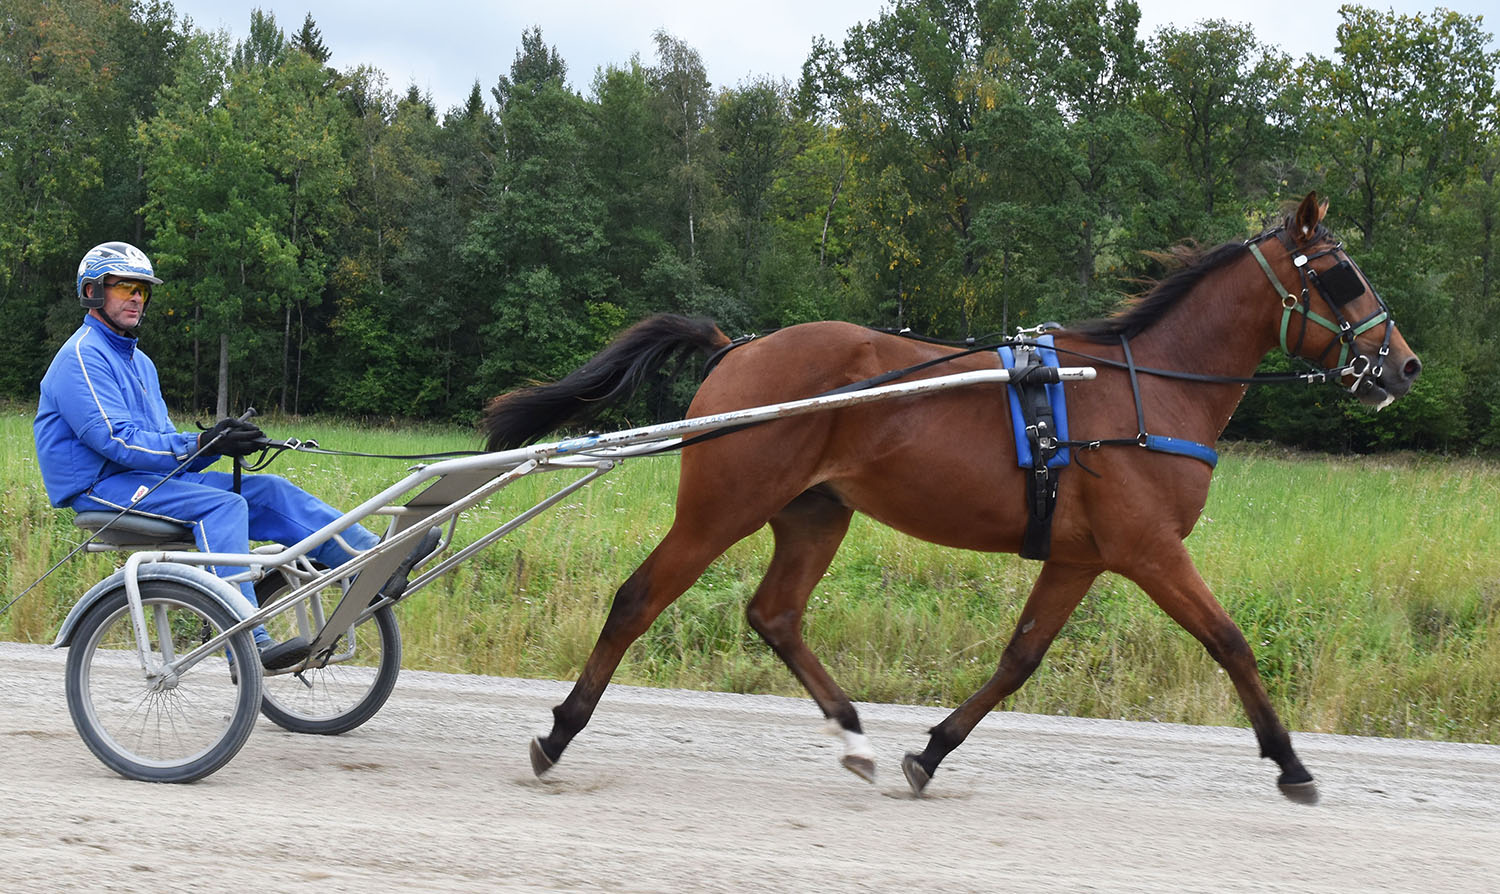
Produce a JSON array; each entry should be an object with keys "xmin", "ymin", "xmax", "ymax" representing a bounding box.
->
[{"xmin": 822, "ymin": 720, "xmax": 875, "ymax": 763}]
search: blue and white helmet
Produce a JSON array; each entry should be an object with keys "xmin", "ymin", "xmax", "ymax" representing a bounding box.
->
[{"xmin": 76, "ymin": 242, "xmax": 162, "ymax": 309}]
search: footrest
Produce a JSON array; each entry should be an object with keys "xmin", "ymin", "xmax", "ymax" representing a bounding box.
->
[{"xmin": 73, "ymin": 511, "xmax": 196, "ymax": 547}]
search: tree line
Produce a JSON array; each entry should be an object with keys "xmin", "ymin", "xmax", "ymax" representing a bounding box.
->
[{"xmin": 2, "ymin": 0, "xmax": 1496, "ymax": 451}]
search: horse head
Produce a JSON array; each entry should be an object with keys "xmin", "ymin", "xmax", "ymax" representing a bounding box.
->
[{"xmin": 1248, "ymin": 192, "xmax": 1422, "ymax": 410}]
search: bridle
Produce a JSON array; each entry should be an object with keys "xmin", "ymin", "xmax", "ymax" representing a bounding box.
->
[{"xmin": 1245, "ymin": 224, "xmax": 1395, "ymax": 397}]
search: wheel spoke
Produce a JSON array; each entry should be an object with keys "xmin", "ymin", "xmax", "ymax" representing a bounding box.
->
[
  {"xmin": 257, "ymin": 570, "xmax": 401, "ymax": 735},
  {"xmin": 66, "ymin": 582, "xmax": 260, "ymax": 782}
]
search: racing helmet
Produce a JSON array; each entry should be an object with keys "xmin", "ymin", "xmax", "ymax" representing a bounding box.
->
[{"xmin": 76, "ymin": 242, "xmax": 162, "ymax": 309}]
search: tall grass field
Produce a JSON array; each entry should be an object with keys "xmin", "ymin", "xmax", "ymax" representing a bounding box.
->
[{"xmin": 3, "ymin": 406, "xmax": 1498, "ymax": 744}]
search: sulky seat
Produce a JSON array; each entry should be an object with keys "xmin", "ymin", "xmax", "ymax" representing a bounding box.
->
[{"xmin": 73, "ymin": 511, "xmax": 197, "ymax": 551}]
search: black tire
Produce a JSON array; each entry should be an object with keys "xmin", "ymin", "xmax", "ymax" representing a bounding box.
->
[
  {"xmin": 64, "ymin": 581, "xmax": 262, "ymax": 783},
  {"xmin": 254, "ymin": 569, "xmax": 401, "ymax": 735}
]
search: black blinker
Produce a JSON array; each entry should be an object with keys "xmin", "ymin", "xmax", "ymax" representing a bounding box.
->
[{"xmin": 1316, "ymin": 259, "xmax": 1366, "ymax": 307}]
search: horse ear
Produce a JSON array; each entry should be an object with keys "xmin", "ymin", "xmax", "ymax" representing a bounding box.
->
[{"xmin": 1293, "ymin": 192, "xmax": 1327, "ymax": 243}]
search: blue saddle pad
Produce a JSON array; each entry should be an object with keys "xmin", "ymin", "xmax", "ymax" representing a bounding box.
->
[{"xmin": 997, "ymin": 335, "xmax": 1070, "ymax": 469}]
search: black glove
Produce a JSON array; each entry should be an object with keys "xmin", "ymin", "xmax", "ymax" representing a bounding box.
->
[{"xmin": 198, "ymin": 417, "xmax": 267, "ymax": 457}]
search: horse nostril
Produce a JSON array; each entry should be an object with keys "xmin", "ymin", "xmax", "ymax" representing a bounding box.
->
[{"xmin": 1404, "ymin": 357, "xmax": 1422, "ymax": 380}]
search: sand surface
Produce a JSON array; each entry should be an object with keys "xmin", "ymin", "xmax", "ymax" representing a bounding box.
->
[{"xmin": 1, "ymin": 641, "xmax": 1496, "ymax": 892}]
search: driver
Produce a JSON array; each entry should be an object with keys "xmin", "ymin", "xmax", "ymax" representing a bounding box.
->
[{"xmin": 34, "ymin": 241, "xmax": 384, "ymax": 670}]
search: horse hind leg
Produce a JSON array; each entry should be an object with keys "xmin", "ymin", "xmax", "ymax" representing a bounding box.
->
[
  {"xmin": 743, "ymin": 489, "xmax": 873, "ymax": 780},
  {"xmin": 529, "ymin": 526, "xmax": 738, "ymax": 776},
  {"xmin": 904, "ymin": 560, "xmax": 1099, "ymax": 795},
  {"xmin": 1125, "ymin": 545, "xmax": 1317, "ymax": 805}
]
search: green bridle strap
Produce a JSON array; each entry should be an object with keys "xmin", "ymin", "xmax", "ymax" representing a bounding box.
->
[
  {"xmin": 1248, "ymin": 241, "xmax": 1296, "ymax": 303},
  {"xmin": 1247, "ymin": 241, "xmax": 1389, "ymax": 368}
]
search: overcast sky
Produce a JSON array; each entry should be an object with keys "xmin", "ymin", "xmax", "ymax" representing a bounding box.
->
[{"xmin": 167, "ymin": 1, "xmax": 1495, "ymax": 114}]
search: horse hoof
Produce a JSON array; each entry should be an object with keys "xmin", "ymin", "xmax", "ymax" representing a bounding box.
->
[
  {"xmin": 1278, "ymin": 779, "xmax": 1319, "ymax": 805},
  {"xmin": 901, "ymin": 753, "xmax": 931, "ymax": 796},
  {"xmin": 842, "ymin": 754, "xmax": 877, "ymax": 783},
  {"xmin": 529, "ymin": 737, "xmax": 556, "ymax": 777}
]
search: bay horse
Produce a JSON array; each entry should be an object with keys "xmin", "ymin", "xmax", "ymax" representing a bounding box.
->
[{"xmin": 482, "ymin": 193, "xmax": 1421, "ymax": 803}]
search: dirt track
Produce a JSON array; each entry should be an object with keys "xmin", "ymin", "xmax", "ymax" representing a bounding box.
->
[{"xmin": 1, "ymin": 641, "xmax": 1496, "ymax": 892}]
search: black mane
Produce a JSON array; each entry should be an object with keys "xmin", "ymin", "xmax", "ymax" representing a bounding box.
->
[
  {"xmin": 1065, "ymin": 217, "xmax": 1330, "ymax": 344},
  {"xmin": 1066, "ymin": 240, "xmax": 1251, "ymax": 343}
]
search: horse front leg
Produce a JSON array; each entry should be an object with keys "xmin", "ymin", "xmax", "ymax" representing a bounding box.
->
[
  {"xmin": 1124, "ymin": 543, "xmax": 1317, "ymax": 804},
  {"xmin": 904, "ymin": 560, "xmax": 1099, "ymax": 794}
]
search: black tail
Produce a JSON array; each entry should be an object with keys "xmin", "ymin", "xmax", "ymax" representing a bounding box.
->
[{"xmin": 482, "ymin": 314, "xmax": 731, "ymax": 451}]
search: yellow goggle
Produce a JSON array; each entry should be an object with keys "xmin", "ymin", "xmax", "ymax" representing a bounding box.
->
[{"xmin": 104, "ymin": 280, "xmax": 152, "ymax": 301}]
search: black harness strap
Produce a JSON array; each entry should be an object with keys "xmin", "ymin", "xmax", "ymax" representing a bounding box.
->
[
  {"xmin": 1008, "ymin": 345, "xmax": 1061, "ymax": 560},
  {"xmin": 234, "ymin": 439, "xmax": 486, "ymax": 470},
  {"xmin": 1120, "ymin": 334, "xmax": 1147, "ymax": 440}
]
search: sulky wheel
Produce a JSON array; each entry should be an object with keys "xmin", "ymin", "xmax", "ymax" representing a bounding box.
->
[
  {"xmin": 64, "ymin": 580, "xmax": 262, "ymax": 782},
  {"xmin": 254, "ymin": 568, "xmax": 402, "ymax": 735}
]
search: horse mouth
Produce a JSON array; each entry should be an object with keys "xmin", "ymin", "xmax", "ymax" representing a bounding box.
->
[
  {"xmin": 1353, "ymin": 379, "xmax": 1395, "ymax": 411},
  {"xmin": 1350, "ymin": 364, "xmax": 1407, "ymax": 411},
  {"xmin": 1348, "ymin": 350, "xmax": 1423, "ymax": 411}
]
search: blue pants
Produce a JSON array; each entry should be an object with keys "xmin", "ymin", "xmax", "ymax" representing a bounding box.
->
[{"xmin": 72, "ymin": 471, "xmax": 382, "ymax": 644}]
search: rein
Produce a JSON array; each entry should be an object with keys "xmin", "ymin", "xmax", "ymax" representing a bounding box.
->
[
  {"xmin": 234, "ymin": 438, "xmax": 485, "ymax": 472},
  {"xmin": 3, "ymin": 408, "xmax": 267, "ymax": 618},
  {"xmin": 3, "ymin": 432, "xmax": 485, "ymax": 619},
  {"xmin": 657, "ymin": 335, "xmax": 1009, "ymax": 457},
  {"xmin": 1010, "ymin": 337, "xmax": 1358, "ymax": 387},
  {"xmin": 257, "ymin": 222, "xmax": 1392, "ymax": 470},
  {"xmin": 1050, "ymin": 335, "xmax": 1223, "ymax": 471}
]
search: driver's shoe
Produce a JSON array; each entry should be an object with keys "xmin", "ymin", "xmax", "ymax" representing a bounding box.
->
[
  {"xmin": 374, "ymin": 526, "xmax": 443, "ymax": 604},
  {"xmin": 259, "ymin": 635, "xmax": 312, "ymax": 671}
]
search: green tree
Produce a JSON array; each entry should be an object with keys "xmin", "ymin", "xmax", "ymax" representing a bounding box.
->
[
  {"xmin": 1303, "ymin": 6, "xmax": 1498, "ymax": 256},
  {"xmin": 230, "ymin": 7, "xmax": 285, "ymax": 70},
  {"xmin": 462, "ymin": 28, "xmax": 613, "ymax": 397},
  {"xmin": 140, "ymin": 30, "xmax": 247, "ymax": 409},
  {"xmin": 1289, "ymin": 5, "xmax": 1499, "ymax": 449},
  {"xmin": 290, "ymin": 12, "xmax": 331, "ymax": 64},
  {"xmin": 141, "ymin": 14, "xmax": 352, "ymax": 415},
  {"xmin": 650, "ymin": 30, "xmax": 714, "ymax": 274},
  {"xmin": 802, "ymin": 0, "xmax": 999, "ymax": 333},
  {"xmin": 589, "ymin": 59, "xmax": 674, "ymax": 315},
  {"xmin": 806, "ymin": 0, "xmax": 1158, "ymax": 333},
  {"xmin": 1013, "ymin": 0, "xmax": 1154, "ymax": 319},
  {"xmin": 320, "ymin": 69, "xmax": 456, "ymax": 416},
  {"xmin": 1141, "ymin": 20, "xmax": 1293, "ymax": 236},
  {"xmin": 751, "ymin": 113, "xmax": 855, "ymax": 328},
  {"xmin": 425, "ymin": 83, "xmax": 501, "ymax": 415},
  {"xmin": 708, "ymin": 77, "xmax": 799, "ymax": 314},
  {"xmin": 0, "ymin": 0, "xmax": 181, "ymax": 393},
  {"xmin": 1435, "ymin": 125, "xmax": 1500, "ymax": 446},
  {"xmin": 261, "ymin": 50, "xmax": 353, "ymax": 412}
]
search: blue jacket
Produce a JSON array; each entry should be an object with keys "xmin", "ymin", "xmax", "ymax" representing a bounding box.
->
[{"xmin": 34, "ymin": 315, "xmax": 212, "ymax": 507}]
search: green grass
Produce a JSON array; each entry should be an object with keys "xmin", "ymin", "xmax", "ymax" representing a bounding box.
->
[{"xmin": 4, "ymin": 406, "xmax": 1499, "ymax": 743}]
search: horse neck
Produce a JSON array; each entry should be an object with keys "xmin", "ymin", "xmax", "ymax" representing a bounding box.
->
[
  {"xmin": 1132, "ymin": 252, "xmax": 1283, "ymax": 373},
  {"xmin": 1122, "ymin": 250, "xmax": 1286, "ymax": 437}
]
